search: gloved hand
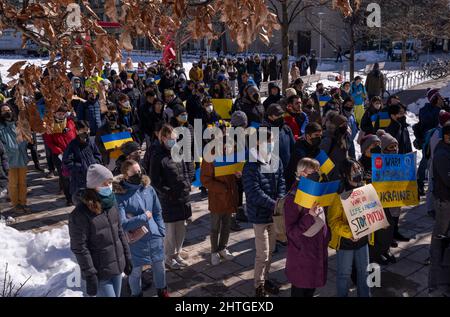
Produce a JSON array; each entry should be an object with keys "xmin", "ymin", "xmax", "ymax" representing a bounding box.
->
[
  {"xmin": 124, "ymin": 259, "xmax": 133, "ymax": 276},
  {"xmin": 86, "ymin": 275, "xmax": 98, "ymax": 297}
]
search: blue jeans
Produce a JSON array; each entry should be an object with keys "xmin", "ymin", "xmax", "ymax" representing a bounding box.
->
[
  {"xmin": 97, "ymin": 274, "xmax": 123, "ymax": 297},
  {"xmin": 128, "ymin": 261, "xmax": 166, "ymax": 296},
  {"xmin": 336, "ymin": 245, "xmax": 371, "ymax": 297}
]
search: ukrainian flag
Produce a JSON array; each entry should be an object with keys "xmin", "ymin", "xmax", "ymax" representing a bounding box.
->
[
  {"xmin": 371, "ymin": 111, "xmax": 391, "ymax": 128},
  {"xmin": 315, "ymin": 150, "xmax": 335, "ymax": 176},
  {"xmin": 294, "ymin": 177, "xmax": 340, "ymax": 209},
  {"xmin": 319, "ymin": 95, "xmax": 332, "ymax": 107},
  {"xmin": 101, "ymin": 131, "xmax": 133, "ymax": 151},
  {"xmin": 154, "ymin": 75, "xmax": 161, "ymax": 85},
  {"xmin": 213, "ymin": 152, "xmax": 246, "ymax": 177}
]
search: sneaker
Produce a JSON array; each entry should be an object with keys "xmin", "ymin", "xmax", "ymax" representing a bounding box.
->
[
  {"xmin": 174, "ymin": 255, "xmax": 189, "ymax": 267},
  {"xmin": 230, "ymin": 220, "xmax": 243, "ymax": 232},
  {"xmin": 45, "ymin": 171, "xmax": 55, "ymax": 179},
  {"xmin": 211, "ymin": 252, "xmax": 220, "ymax": 266},
  {"xmin": 200, "ymin": 186, "xmax": 208, "ymax": 197},
  {"xmin": 383, "ymin": 251, "xmax": 397, "ymax": 264},
  {"xmin": 34, "ymin": 165, "xmax": 45, "ymax": 172},
  {"xmin": 218, "ymin": 249, "xmax": 234, "ymax": 261},
  {"xmin": 5, "ymin": 215, "xmax": 15, "ymax": 225},
  {"xmin": 165, "ymin": 259, "xmax": 182, "ymax": 270},
  {"xmin": 264, "ymin": 279, "xmax": 280, "ymax": 295},
  {"xmin": 157, "ymin": 288, "xmax": 170, "ymax": 298},
  {"xmin": 255, "ymin": 285, "xmax": 268, "ymax": 297}
]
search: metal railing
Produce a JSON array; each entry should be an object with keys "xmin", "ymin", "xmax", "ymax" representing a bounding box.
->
[{"xmin": 385, "ymin": 69, "xmax": 432, "ymax": 95}]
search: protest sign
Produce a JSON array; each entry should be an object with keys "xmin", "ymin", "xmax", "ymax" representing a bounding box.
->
[
  {"xmin": 211, "ymin": 99, "xmax": 233, "ymax": 119},
  {"xmin": 372, "ymin": 153, "xmax": 419, "ymax": 208},
  {"xmin": 340, "ymin": 184, "xmax": 389, "ymax": 239}
]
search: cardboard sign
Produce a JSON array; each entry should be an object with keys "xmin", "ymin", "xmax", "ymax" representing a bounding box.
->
[
  {"xmin": 340, "ymin": 184, "xmax": 389, "ymax": 239},
  {"xmin": 372, "ymin": 153, "xmax": 419, "ymax": 208}
]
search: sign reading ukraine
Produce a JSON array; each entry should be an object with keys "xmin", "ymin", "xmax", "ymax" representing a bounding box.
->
[
  {"xmin": 315, "ymin": 150, "xmax": 335, "ymax": 176},
  {"xmin": 101, "ymin": 131, "xmax": 134, "ymax": 151},
  {"xmin": 213, "ymin": 152, "xmax": 246, "ymax": 177},
  {"xmin": 371, "ymin": 153, "xmax": 419, "ymax": 208},
  {"xmin": 294, "ymin": 177, "xmax": 340, "ymax": 209}
]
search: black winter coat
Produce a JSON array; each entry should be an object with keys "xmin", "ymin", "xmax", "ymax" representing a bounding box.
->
[
  {"xmin": 432, "ymin": 140, "xmax": 450, "ymax": 202},
  {"xmin": 285, "ymin": 138, "xmax": 321, "ymax": 189},
  {"xmin": 149, "ymin": 143, "xmax": 194, "ymax": 223},
  {"xmin": 69, "ymin": 190, "xmax": 131, "ymax": 281},
  {"xmin": 385, "ymin": 119, "xmax": 412, "ymax": 154}
]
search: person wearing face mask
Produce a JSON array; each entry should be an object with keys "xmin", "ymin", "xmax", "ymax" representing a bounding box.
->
[
  {"xmin": 139, "ymin": 92, "xmax": 165, "ymax": 141},
  {"xmin": 242, "ymin": 131, "xmax": 286, "ymax": 297},
  {"xmin": 377, "ymin": 130, "xmax": 409, "ymax": 246},
  {"xmin": 341, "ymin": 98, "xmax": 359, "ymax": 159},
  {"xmin": 113, "ymin": 160, "xmax": 169, "ymax": 297},
  {"xmin": 340, "ymin": 82, "xmax": 351, "ymax": 100},
  {"xmin": 158, "ymin": 70, "xmax": 176, "ymax": 94},
  {"xmin": 358, "ymin": 134, "xmax": 381, "ymax": 183},
  {"xmin": 262, "ymin": 83, "xmax": 282, "ymax": 111},
  {"xmin": 385, "ymin": 103, "xmax": 412, "ymax": 155},
  {"xmin": 327, "ymin": 158, "xmax": 373, "ymax": 297},
  {"xmin": 201, "ymin": 97, "xmax": 221, "ymax": 129},
  {"xmin": 285, "ymin": 158, "xmax": 331, "ymax": 297},
  {"xmin": 284, "ymin": 95, "xmax": 309, "ymax": 140},
  {"xmin": 149, "ymin": 125, "xmax": 194, "ymax": 270},
  {"xmin": 360, "ymin": 96, "xmax": 384, "ymax": 136},
  {"xmin": 320, "ymin": 111, "xmax": 351, "ymax": 181},
  {"xmin": 122, "ymin": 79, "xmax": 141, "ymax": 109},
  {"xmin": 71, "ymin": 76, "xmax": 84, "ymax": 99},
  {"xmin": 112, "ymin": 141, "xmax": 145, "ymax": 176},
  {"xmin": 302, "ymin": 97, "xmax": 322, "ymax": 125},
  {"xmin": 429, "ymin": 122, "xmax": 450, "ymax": 297},
  {"xmin": 285, "ymin": 123, "xmax": 323, "ymax": 189},
  {"xmin": 109, "ymin": 79, "xmax": 124, "ymax": 105},
  {"xmin": 233, "ymin": 85, "xmax": 265, "ymax": 125},
  {"xmin": 117, "ymin": 94, "xmax": 140, "ymax": 139},
  {"xmin": 162, "ymin": 89, "xmax": 183, "ymax": 122},
  {"xmin": 95, "ymin": 105, "xmax": 129, "ymax": 167},
  {"xmin": 350, "ymin": 76, "xmax": 367, "ymax": 125},
  {"xmin": 69, "ymin": 164, "xmax": 132, "ymax": 297},
  {"xmin": 79, "ymin": 89, "xmax": 102, "ymax": 136},
  {"xmin": 262, "ymin": 104, "xmax": 295, "ymax": 176},
  {"xmin": 43, "ymin": 106, "xmax": 77, "ymax": 206},
  {"xmin": 185, "ymin": 84, "xmax": 205, "ymax": 126},
  {"xmin": 0, "ymin": 104, "xmax": 30, "ymax": 213},
  {"xmin": 63, "ymin": 120, "xmax": 102, "ymax": 203}
]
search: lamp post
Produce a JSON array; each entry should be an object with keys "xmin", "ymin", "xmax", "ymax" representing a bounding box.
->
[{"xmin": 318, "ymin": 12, "xmax": 325, "ymax": 65}]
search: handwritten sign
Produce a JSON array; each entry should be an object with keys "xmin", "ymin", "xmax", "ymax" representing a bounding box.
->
[
  {"xmin": 340, "ymin": 184, "xmax": 389, "ymax": 239},
  {"xmin": 372, "ymin": 153, "xmax": 419, "ymax": 208}
]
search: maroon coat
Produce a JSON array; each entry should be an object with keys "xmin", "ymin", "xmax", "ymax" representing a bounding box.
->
[{"xmin": 284, "ymin": 185, "xmax": 331, "ymax": 289}]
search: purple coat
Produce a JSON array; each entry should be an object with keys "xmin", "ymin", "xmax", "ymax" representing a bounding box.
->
[{"xmin": 284, "ymin": 187, "xmax": 331, "ymax": 289}]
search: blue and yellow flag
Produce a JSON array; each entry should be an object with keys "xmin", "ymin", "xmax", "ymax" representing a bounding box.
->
[
  {"xmin": 294, "ymin": 177, "xmax": 340, "ymax": 209},
  {"xmin": 101, "ymin": 131, "xmax": 133, "ymax": 151},
  {"xmin": 213, "ymin": 152, "xmax": 246, "ymax": 177},
  {"xmin": 371, "ymin": 111, "xmax": 391, "ymax": 128},
  {"xmin": 315, "ymin": 150, "xmax": 335, "ymax": 176},
  {"xmin": 319, "ymin": 95, "xmax": 332, "ymax": 107}
]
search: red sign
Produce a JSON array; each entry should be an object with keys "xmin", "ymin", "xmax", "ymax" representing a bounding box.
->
[{"xmin": 375, "ymin": 157, "xmax": 383, "ymax": 169}]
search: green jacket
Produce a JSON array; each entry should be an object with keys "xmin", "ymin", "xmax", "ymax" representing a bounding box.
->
[{"xmin": 0, "ymin": 121, "xmax": 29, "ymax": 168}]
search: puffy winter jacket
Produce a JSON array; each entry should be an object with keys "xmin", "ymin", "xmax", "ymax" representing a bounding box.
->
[
  {"xmin": 149, "ymin": 143, "xmax": 194, "ymax": 223},
  {"xmin": 69, "ymin": 189, "xmax": 132, "ymax": 281},
  {"xmin": 43, "ymin": 118, "xmax": 77, "ymax": 155},
  {"xmin": 115, "ymin": 176, "xmax": 166, "ymax": 267},
  {"xmin": 385, "ymin": 119, "xmax": 412, "ymax": 154},
  {"xmin": 77, "ymin": 100, "xmax": 102, "ymax": 136},
  {"xmin": 242, "ymin": 160, "xmax": 286, "ymax": 224},
  {"xmin": 261, "ymin": 119, "xmax": 295, "ymax": 173},
  {"xmin": 63, "ymin": 137, "xmax": 102, "ymax": 195},
  {"xmin": 418, "ymin": 103, "xmax": 441, "ymax": 134}
]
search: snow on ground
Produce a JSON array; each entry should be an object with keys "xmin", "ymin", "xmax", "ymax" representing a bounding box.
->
[
  {"xmin": 355, "ymin": 50, "xmax": 386, "ymax": 63},
  {"xmin": 0, "ymin": 223, "xmax": 81, "ymax": 297}
]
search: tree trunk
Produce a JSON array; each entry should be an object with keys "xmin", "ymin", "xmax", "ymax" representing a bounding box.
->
[
  {"xmin": 349, "ymin": 18, "xmax": 355, "ymax": 81},
  {"xmin": 281, "ymin": 0, "xmax": 289, "ymax": 93},
  {"xmin": 401, "ymin": 37, "xmax": 407, "ymax": 71}
]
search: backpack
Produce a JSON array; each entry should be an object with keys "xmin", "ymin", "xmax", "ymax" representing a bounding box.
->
[{"xmin": 273, "ymin": 189, "xmax": 296, "ymax": 243}]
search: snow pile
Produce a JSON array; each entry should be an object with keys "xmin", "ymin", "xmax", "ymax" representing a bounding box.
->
[
  {"xmin": 0, "ymin": 223, "xmax": 82, "ymax": 297},
  {"xmin": 355, "ymin": 50, "xmax": 386, "ymax": 63}
]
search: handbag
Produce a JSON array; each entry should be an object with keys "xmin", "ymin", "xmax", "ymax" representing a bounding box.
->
[{"xmin": 124, "ymin": 226, "xmax": 149, "ymax": 244}]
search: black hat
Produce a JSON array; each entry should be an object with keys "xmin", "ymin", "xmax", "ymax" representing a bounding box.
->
[
  {"xmin": 266, "ymin": 104, "xmax": 285, "ymax": 117},
  {"xmin": 173, "ymin": 104, "xmax": 187, "ymax": 117},
  {"xmin": 121, "ymin": 141, "xmax": 140, "ymax": 156}
]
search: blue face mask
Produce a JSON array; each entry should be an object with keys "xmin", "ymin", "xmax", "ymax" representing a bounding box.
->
[
  {"xmin": 178, "ymin": 114, "xmax": 188, "ymax": 123},
  {"xmin": 165, "ymin": 139, "xmax": 176, "ymax": 149},
  {"xmin": 98, "ymin": 185, "xmax": 113, "ymax": 197}
]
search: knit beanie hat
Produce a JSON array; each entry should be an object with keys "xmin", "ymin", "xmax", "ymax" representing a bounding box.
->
[
  {"xmin": 427, "ymin": 88, "xmax": 441, "ymax": 103},
  {"xmin": 438, "ymin": 110, "xmax": 450, "ymax": 126},
  {"xmin": 172, "ymin": 104, "xmax": 186, "ymax": 117},
  {"xmin": 121, "ymin": 141, "xmax": 140, "ymax": 156},
  {"xmin": 360, "ymin": 134, "xmax": 381, "ymax": 154},
  {"xmin": 230, "ymin": 110, "xmax": 248, "ymax": 128},
  {"xmin": 86, "ymin": 164, "xmax": 113, "ymax": 189},
  {"xmin": 377, "ymin": 129, "xmax": 398, "ymax": 151}
]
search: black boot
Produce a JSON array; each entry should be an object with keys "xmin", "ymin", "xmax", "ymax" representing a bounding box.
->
[
  {"xmin": 264, "ymin": 279, "xmax": 280, "ymax": 295},
  {"xmin": 230, "ymin": 216, "xmax": 243, "ymax": 232},
  {"xmin": 235, "ymin": 207, "xmax": 248, "ymax": 222},
  {"xmin": 255, "ymin": 285, "xmax": 268, "ymax": 297}
]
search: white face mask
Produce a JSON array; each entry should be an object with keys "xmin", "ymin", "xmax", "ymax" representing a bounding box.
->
[
  {"xmin": 206, "ymin": 105, "xmax": 213, "ymax": 113},
  {"xmin": 127, "ymin": 84, "xmax": 133, "ymax": 89}
]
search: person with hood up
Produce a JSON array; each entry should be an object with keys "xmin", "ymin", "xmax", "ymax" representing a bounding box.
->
[
  {"xmin": 233, "ymin": 85, "xmax": 265, "ymax": 125},
  {"xmin": 365, "ymin": 63, "xmax": 385, "ymax": 100},
  {"xmin": 263, "ymin": 83, "xmax": 282, "ymax": 110}
]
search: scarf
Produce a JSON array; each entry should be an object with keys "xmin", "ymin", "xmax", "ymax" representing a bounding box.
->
[{"xmin": 99, "ymin": 192, "xmax": 116, "ymax": 210}]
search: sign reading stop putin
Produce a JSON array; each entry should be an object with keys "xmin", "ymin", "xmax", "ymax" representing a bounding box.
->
[{"xmin": 371, "ymin": 153, "xmax": 419, "ymax": 208}]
